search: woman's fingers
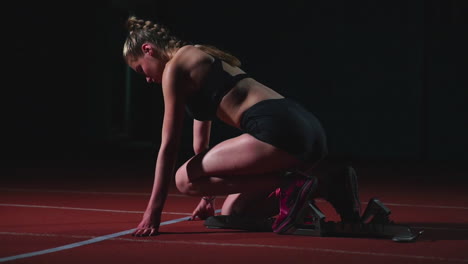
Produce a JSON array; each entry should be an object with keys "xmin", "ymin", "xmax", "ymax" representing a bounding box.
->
[
  {"xmin": 189, "ymin": 212, "xmax": 198, "ymax": 221},
  {"xmin": 132, "ymin": 228, "xmax": 157, "ymax": 237},
  {"xmin": 190, "ymin": 206, "xmax": 202, "ymax": 220}
]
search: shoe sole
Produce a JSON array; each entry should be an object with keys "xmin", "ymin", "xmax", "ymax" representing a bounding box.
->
[
  {"xmin": 273, "ymin": 177, "xmax": 318, "ymax": 234},
  {"xmin": 347, "ymin": 166, "xmax": 361, "ymax": 215},
  {"xmin": 333, "ymin": 166, "xmax": 361, "ymax": 221},
  {"xmin": 327, "ymin": 166, "xmax": 361, "ymax": 222}
]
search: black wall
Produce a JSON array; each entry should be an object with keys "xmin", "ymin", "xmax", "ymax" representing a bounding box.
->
[{"xmin": 4, "ymin": 0, "xmax": 467, "ymax": 165}]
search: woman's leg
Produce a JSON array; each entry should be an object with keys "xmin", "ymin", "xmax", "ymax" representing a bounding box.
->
[
  {"xmin": 175, "ymin": 133, "xmax": 306, "ymax": 217},
  {"xmin": 221, "ymin": 192, "xmax": 278, "ymax": 218},
  {"xmin": 175, "ymin": 133, "xmax": 304, "ymax": 196}
]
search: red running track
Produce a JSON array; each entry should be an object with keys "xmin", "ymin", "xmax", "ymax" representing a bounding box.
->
[{"xmin": 1, "ymin": 160, "xmax": 467, "ymax": 263}]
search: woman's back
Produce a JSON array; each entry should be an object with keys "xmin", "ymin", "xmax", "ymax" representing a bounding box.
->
[{"xmin": 171, "ymin": 45, "xmax": 284, "ymax": 127}]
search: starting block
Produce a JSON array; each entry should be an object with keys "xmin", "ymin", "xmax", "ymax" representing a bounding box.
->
[{"xmin": 204, "ymin": 198, "xmax": 424, "ymax": 242}]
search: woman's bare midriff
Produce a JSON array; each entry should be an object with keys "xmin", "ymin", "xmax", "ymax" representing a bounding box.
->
[{"xmin": 216, "ymin": 78, "xmax": 284, "ymax": 128}]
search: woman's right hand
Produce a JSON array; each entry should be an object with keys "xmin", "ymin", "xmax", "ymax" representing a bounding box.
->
[
  {"xmin": 132, "ymin": 210, "xmax": 161, "ymax": 237},
  {"xmin": 190, "ymin": 197, "xmax": 215, "ymax": 220}
]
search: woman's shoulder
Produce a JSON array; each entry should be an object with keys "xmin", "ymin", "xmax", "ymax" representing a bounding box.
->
[
  {"xmin": 167, "ymin": 45, "xmax": 216, "ymax": 79},
  {"xmin": 162, "ymin": 45, "xmax": 214, "ymax": 90},
  {"xmin": 170, "ymin": 45, "xmax": 214, "ymax": 70},
  {"xmin": 163, "ymin": 46, "xmax": 203, "ymax": 75}
]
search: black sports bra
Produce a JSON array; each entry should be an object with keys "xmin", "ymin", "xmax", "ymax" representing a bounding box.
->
[{"xmin": 185, "ymin": 57, "xmax": 249, "ymax": 121}]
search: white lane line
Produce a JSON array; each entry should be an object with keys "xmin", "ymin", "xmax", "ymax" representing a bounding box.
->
[
  {"xmin": 1, "ymin": 188, "xmax": 465, "ymax": 210},
  {"xmin": 0, "ymin": 229, "xmax": 137, "ymax": 263},
  {"xmin": 0, "ymin": 188, "xmax": 178, "ymax": 197},
  {"xmin": 2, "ymin": 204, "xmax": 467, "ymax": 232},
  {"xmin": 0, "ymin": 204, "xmax": 190, "ymax": 215},
  {"xmin": 1, "ymin": 231, "xmax": 467, "ymax": 263},
  {"xmin": 0, "ymin": 209, "xmax": 221, "ymax": 263},
  {"xmin": 316, "ymin": 199, "xmax": 468, "ymax": 210},
  {"xmin": 101, "ymin": 239, "xmax": 468, "ymax": 263},
  {"xmin": 0, "ymin": 232, "xmax": 92, "ymax": 239},
  {"xmin": 382, "ymin": 202, "xmax": 468, "ymax": 210},
  {"xmin": 413, "ymin": 226, "xmax": 468, "ymax": 232}
]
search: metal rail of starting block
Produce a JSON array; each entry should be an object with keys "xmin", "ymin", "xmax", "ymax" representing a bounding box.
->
[
  {"xmin": 281, "ymin": 198, "xmax": 424, "ymax": 242},
  {"xmin": 204, "ymin": 198, "xmax": 424, "ymax": 242}
]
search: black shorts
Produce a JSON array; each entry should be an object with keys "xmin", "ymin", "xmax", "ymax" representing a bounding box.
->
[{"xmin": 240, "ymin": 98, "xmax": 328, "ymax": 163}]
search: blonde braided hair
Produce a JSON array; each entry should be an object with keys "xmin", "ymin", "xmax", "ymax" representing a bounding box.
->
[
  {"xmin": 123, "ymin": 16, "xmax": 241, "ymax": 67},
  {"xmin": 123, "ymin": 16, "xmax": 185, "ymax": 61}
]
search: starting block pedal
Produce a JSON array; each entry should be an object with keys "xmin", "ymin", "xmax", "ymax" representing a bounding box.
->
[
  {"xmin": 204, "ymin": 198, "xmax": 424, "ymax": 242},
  {"xmin": 285, "ymin": 197, "xmax": 424, "ymax": 242}
]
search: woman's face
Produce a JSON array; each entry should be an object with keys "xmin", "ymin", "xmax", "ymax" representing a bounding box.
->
[{"xmin": 127, "ymin": 43, "xmax": 165, "ymax": 84}]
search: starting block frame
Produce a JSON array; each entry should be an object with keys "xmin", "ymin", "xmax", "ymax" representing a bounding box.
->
[{"xmin": 204, "ymin": 197, "xmax": 424, "ymax": 242}]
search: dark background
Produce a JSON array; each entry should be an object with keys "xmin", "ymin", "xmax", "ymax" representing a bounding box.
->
[{"xmin": 4, "ymin": 0, "xmax": 468, "ymax": 171}]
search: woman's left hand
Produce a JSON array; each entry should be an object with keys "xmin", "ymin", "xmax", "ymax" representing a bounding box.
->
[{"xmin": 132, "ymin": 210, "xmax": 161, "ymax": 237}]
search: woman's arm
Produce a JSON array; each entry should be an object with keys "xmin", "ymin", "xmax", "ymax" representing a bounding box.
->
[
  {"xmin": 193, "ymin": 120, "xmax": 211, "ymax": 154},
  {"xmin": 190, "ymin": 120, "xmax": 216, "ymax": 220},
  {"xmin": 133, "ymin": 64, "xmax": 187, "ymax": 236}
]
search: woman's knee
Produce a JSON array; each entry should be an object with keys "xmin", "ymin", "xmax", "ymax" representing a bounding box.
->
[
  {"xmin": 175, "ymin": 153, "xmax": 208, "ymax": 194},
  {"xmin": 175, "ymin": 165, "xmax": 192, "ymax": 194}
]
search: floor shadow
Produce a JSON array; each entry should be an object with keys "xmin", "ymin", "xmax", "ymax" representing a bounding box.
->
[
  {"xmin": 158, "ymin": 230, "xmax": 259, "ymax": 235},
  {"xmin": 152, "ymin": 222, "xmax": 468, "ymax": 242}
]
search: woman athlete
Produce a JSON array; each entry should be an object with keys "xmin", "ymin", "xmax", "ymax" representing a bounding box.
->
[{"xmin": 122, "ymin": 16, "xmax": 360, "ymax": 237}]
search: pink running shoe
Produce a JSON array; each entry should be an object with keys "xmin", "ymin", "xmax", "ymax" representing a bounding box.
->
[{"xmin": 272, "ymin": 174, "xmax": 318, "ymax": 234}]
